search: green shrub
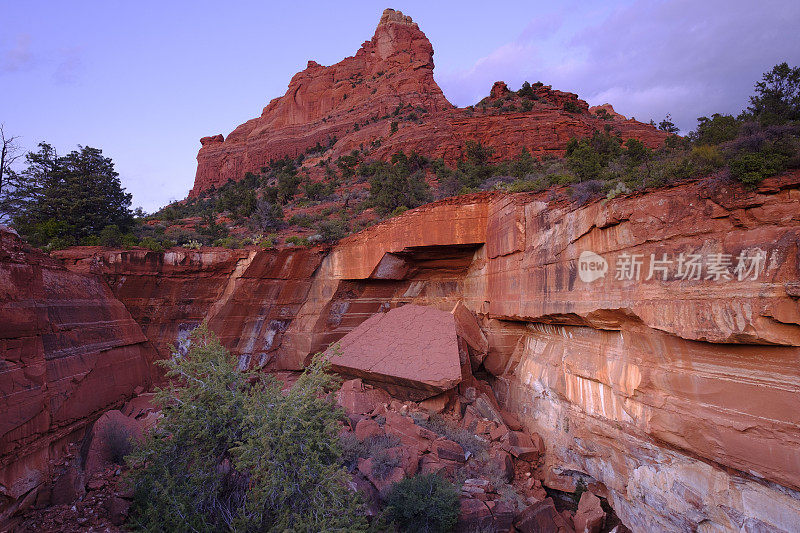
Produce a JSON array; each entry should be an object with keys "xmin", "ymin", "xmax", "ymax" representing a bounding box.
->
[
  {"xmin": 97, "ymin": 224, "xmax": 124, "ymax": 246},
  {"xmin": 367, "ymin": 152, "xmax": 433, "ymax": 214},
  {"xmin": 566, "ymin": 142, "xmax": 602, "ymax": 180},
  {"xmin": 623, "ymin": 138, "xmax": 650, "ymax": 167},
  {"xmin": 729, "ymin": 150, "xmax": 788, "ymax": 186},
  {"xmin": 121, "ymin": 233, "xmax": 139, "ymax": 248},
  {"xmin": 303, "ymin": 180, "xmax": 334, "ymax": 200},
  {"xmin": 385, "ymin": 474, "xmax": 459, "ymax": 533},
  {"xmin": 507, "ymin": 179, "xmax": 542, "ymax": 193},
  {"xmin": 692, "ymin": 114, "xmax": 740, "ymax": 145},
  {"xmin": 212, "ymin": 236, "xmax": 241, "ymax": 249},
  {"xmin": 288, "ymin": 213, "xmax": 315, "ymax": 227},
  {"xmin": 285, "ymin": 235, "xmax": 311, "ymax": 247},
  {"xmin": 594, "ymin": 108, "xmax": 614, "ymax": 120},
  {"xmin": 126, "ymin": 325, "xmax": 366, "ymax": 532},
  {"xmin": 563, "ymin": 100, "xmax": 582, "ymax": 114},
  {"xmin": 318, "ymin": 219, "xmax": 349, "ymax": 242},
  {"xmin": 511, "ymin": 148, "xmax": 537, "ymax": 178},
  {"xmin": 517, "ymin": 81, "xmax": 535, "ymax": 99},
  {"xmin": 138, "ymin": 237, "xmax": 163, "ymax": 252},
  {"xmin": 691, "ymin": 145, "xmax": 724, "ymax": 171}
]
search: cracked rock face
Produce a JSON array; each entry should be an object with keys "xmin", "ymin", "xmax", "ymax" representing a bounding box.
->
[{"xmin": 0, "ymin": 230, "xmax": 154, "ymax": 522}]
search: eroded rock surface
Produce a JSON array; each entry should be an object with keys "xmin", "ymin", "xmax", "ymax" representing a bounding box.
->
[
  {"xmin": 0, "ymin": 230, "xmax": 154, "ymax": 523},
  {"xmin": 326, "ymin": 304, "xmax": 462, "ymax": 399},
  {"xmin": 8, "ymin": 171, "xmax": 800, "ymax": 530}
]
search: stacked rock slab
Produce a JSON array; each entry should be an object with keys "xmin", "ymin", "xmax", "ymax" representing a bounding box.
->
[
  {"xmin": 326, "ymin": 304, "xmax": 463, "ymax": 400},
  {"xmin": 0, "ymin": 229, "xmax": 154, "ymax": 523}
]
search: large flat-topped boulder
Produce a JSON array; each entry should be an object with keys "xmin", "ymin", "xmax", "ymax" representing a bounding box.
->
[{"xmin": 326, "ymin": 304, "xmax": 462, "ymax": 400}]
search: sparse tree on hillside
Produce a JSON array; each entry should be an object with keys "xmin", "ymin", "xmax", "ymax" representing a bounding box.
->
[
  {"xmin": 658, "ymin": 113, "xmax": 680, "ymax": 133},
  {"xmin": 0, "ymin": 125, "xmax": 24, "ymax": 223},
  {"xmin": 748, "ymin": 62, "xmax": 800, "ymax": 124}
]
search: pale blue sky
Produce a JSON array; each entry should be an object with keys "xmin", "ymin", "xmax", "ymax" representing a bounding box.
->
[{"xmin": 2, "ymin": 0, "xmax": 798, "ymax": 211}]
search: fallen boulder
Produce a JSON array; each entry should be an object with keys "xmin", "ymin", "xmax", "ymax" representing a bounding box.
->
[
  {"xmin": 326, "ymin": 305, "xmax": 463, "ymax": 400},
  {"xmin": 573, "ymin": 491, "xmax": 605, "ymax": 533},
  {"xmin": 514, "ymin": 497, "xmax": 575, "ymax": 533}
]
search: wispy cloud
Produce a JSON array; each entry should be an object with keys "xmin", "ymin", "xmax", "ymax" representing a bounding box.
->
[
  {"xmin": 438, "ymin": 0, "xmax": 800, "ymax": 131},
  {"xmin": 53, "ymin": 48, "xmax": 84, "ymax": 84},
  {"xmin": 1, "ymin": 34, "xmax": 34, "ymax": 73}
]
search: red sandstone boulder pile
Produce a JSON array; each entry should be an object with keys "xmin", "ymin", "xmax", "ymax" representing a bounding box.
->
[{"xmin": 335, "ymin": 376, "xmax": 567, "ymax": 532}]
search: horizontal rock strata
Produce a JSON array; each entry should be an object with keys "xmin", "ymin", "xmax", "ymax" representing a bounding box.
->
[
  {"xmin": 0, "ymin": 230, "xmax": 154, "ymax": 523},
  {"xmin": 9, "ymin": 171, "xmax": 800, "ymax": 530}
]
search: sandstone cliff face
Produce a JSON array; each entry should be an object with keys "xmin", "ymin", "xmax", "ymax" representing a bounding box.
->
[
  {"xmin": 55, "ymin": 247, "xmax": 254, "ymax": 363},
  {"xmin": 0, "ymin": 230, "xmax": 154, "ymax": 522},
  {"xmin": 58, "ymin": 173, "xmax": 800, "ymax": 530},
  {"xmin": 191, "ymin": 9, "xmax": 667, "ymax": 195},
  {"xmin": 5, "ymin": 172, "xmax": 799, "ymax": 529}
]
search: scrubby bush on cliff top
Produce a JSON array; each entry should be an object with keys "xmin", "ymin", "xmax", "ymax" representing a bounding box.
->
[
  {"xmin": 439, "ymin": 63, "xmax": 800, "ymax": 202},
  {"xmin": 385, "ymin": 473, "xmax": 460, "ymax": 533},
  {"xmin": 125, "ymin": 324, "xmax": 366, "ymax": 532}
]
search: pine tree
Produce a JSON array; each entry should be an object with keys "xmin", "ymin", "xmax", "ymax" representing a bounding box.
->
[{"xmin": 14, "ymin": 144, "xmax": 133, "ymax": 246}]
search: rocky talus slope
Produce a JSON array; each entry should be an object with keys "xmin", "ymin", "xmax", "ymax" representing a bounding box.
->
[
  {"xmin": 191, "ymin": 8, "xmax": 667, "ymax": 195},
  {"xmin": 0, "ymin": 171, "xmax": 787, "ymax": 530}
]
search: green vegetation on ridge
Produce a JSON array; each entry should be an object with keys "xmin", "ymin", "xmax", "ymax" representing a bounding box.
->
[{"xmin": 1, "ymin": 63, "xmax": 797, "ymax": 251}]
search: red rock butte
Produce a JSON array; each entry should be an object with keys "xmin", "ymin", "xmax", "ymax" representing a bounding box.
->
[{"xmin": 190, "ymin": 8, "xmax": 667, "ymax": 196}]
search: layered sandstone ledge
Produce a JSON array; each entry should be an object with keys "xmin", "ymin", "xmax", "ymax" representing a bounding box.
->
[
  {"xmin": 0, "ymin": 231, "xmax": 154, "ymax": 522},
  {"xmin": 42, "ymin": 172, "xmax": 800, "ymax": 530},
  {"xmin": 4, "ymin": 171, "xmax": 799, "ymax": 529}
]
